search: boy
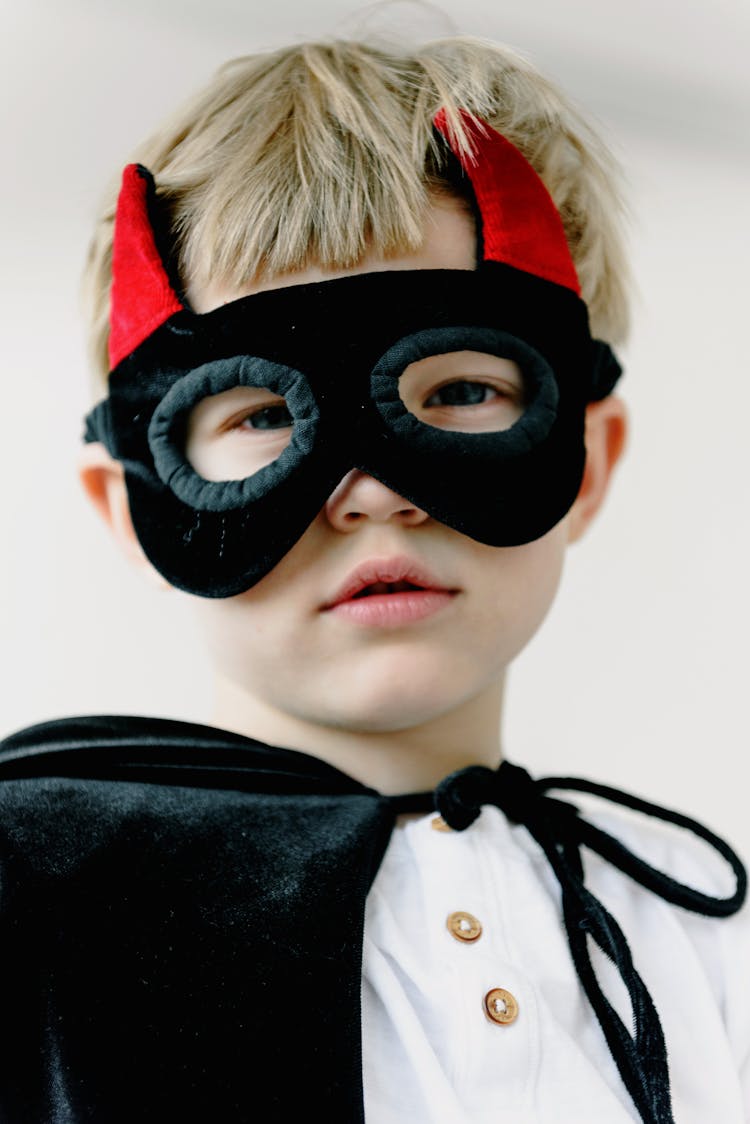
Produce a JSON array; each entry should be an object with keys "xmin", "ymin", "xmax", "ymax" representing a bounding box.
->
[{"xmin": 0, "ymin": 34, "xmax": 747, "ymax": 1124}]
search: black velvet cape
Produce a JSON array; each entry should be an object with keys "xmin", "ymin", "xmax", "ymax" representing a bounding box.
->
[
  {"xmin": 0, "ymin": 714, "xmax": 398, "ymax": 1122},
  {"xmin": 0, "ymin": 714, "xmax": 744, "ymax": 1124}
]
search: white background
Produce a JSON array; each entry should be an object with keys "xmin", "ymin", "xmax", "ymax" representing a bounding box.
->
[{"xmin": 1, "ymin": 1, "xmax": 749, "ymax": 857}]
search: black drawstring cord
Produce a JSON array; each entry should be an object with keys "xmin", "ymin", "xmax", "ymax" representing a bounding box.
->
[
  {"xmin": 390, "ymin": 760, "xmax": 747, "ymax": 1124},
  {"xmin": 1, "ymin": 722, "xmax": 745, "ymax": 1121}
]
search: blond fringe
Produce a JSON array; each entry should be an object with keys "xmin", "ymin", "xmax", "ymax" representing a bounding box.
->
[{"xmin": 83, "ymin": 36, "xmax": 631, "ymax": 393}]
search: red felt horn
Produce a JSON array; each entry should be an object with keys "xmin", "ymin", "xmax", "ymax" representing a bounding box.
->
[
  {"xmin": 433, "ymin": 108, "xmax": 580, "ymax": 295},
  {"xmin": 108, "ymin": 164, "xmax": 184, "ymax": 370}
]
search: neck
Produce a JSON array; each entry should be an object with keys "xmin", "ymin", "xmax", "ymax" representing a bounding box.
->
[{"xmin": 209, "ymin": 673, "xmax": 506, "ymax": 794}]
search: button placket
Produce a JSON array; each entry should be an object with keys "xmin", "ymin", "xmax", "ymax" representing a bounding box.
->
[
  {"xmin": 438, "ymin": 813, "xmax": 524, "ymax": 1039},
  {"xmin": 426, "ymin": 806, "xmax": 536, "ymax": 1110}
]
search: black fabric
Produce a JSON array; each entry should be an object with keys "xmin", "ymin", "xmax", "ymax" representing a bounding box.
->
[
  {"xmin": 369, "ymin": 326, "xmax": 559, "ymax": 454},
  {"xmin": 84, "ymin": 265, "xmax": 620, "ymax": 598},
  {"xmin": 590, "ymin": 338, "xmax": 624, "ymax": 400},
  {"xmin": 148, "ymin": 354, "xmax": 320, "ymax": 511},
  {"xmin": 0, "ymin": 716, "xmax": 392, "ymax": 1123},
  {"xmin": 0, "ymin": 715, "xmax": 745, "ymax": 1124}
]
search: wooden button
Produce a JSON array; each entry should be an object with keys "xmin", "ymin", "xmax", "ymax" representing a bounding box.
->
[
  {"xmin": 483, "ymin": 987, "xmax": 519, "ymax": 1025},
  {"xmin": 431, "ymin": 815, "xmax": 453, "ymax": 832},
  {"xmin": 446, "ymin": 911, "xmax": 482, "ymax": 942}
]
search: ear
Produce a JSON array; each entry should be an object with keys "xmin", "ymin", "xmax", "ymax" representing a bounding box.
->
[
  {"xmin": 566, "ymin": 395, "xmax": 628, "ymax": 543},
  {"xmin": 77, "ymin": 442, "xmax": 171, "ymax": 590}
]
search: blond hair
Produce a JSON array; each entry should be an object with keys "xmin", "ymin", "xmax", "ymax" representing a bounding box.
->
[{"xmin": 83, "ymin": 36, "xmax": 631, "ymax": 392}]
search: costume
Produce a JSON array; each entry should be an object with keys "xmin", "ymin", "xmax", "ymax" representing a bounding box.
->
[
  {"xmin": 0, "ymin": 714, "xmax": 745, "ymax": 1123},
  {"xmin": 25, "ymin": 107, "xmax": 743, "ymax": 1121},
  {"xmin": 362, "ymin": 801, "xmax": 750, "ymax": 1122},
  {"xmin": 83, "ymin": 109, "xmax": 622, "ymax": 597}
]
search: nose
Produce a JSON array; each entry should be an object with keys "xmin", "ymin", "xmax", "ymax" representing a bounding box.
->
[{"xmin": 324, "ymin": 468, "xmax": 430, "ymax": 532}]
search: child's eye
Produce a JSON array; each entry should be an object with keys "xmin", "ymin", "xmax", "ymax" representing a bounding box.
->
[
  {"xmin": 185, "ymin": 387, "xmax": 295, "ymax": 483},
  {"xmin": 233, "ymin": 402, "xmax": 294, "ymax": 431},
  {"xmin": 423, "ymin": 380, "xmax": 504, "ymax": 409},
  {"xmin": 398, "ymin": 351, "xmax": 526, "ymax": 433}
]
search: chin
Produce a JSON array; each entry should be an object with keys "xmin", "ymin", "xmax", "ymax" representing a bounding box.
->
[
  {"xmin": 315, "ymin": 673, "xmax": 474, "ymax": 733},
  {"xmin": 320, "ymin": 702, "xmax": 452, "ymax": 735}
]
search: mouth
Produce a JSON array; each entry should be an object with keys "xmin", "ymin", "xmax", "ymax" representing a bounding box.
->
[
  {"xmin": 324, "ymin": 584, "xmax": 457, "ymax": 627},
  {"xmin": 348, "ymin": 580, "xmax": 425, "ymax": 599},
  {"xmin": 322, "ymin": 555, "xmax": 457, "ymax": 610},
  {"xmin": 321, "ymin": 555, "xmax": 459, "ymax": 626}
]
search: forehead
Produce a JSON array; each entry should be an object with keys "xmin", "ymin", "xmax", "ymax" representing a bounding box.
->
[{"xmin": 185, "ymin": 193, "xmax": 477, "ymax": 315}]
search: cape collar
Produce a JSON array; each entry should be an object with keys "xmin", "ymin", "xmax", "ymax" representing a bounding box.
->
[{"xmin": 1, "ymin": 713, "xmax": 745, "ymax": 1124}]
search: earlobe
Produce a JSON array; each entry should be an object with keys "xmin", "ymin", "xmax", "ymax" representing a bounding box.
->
[
  {"xmin": 566, "ymin": 395, "xmax": 628, "ymax": 544},
  {"xmin": 77, "ymin": 442, "xmax": 171, "ymax": 589}
]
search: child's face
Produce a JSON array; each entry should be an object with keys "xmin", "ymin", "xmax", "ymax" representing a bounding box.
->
[{"xmin": 179, "ymin": 194, "xmax": 577, "ymax": 734}]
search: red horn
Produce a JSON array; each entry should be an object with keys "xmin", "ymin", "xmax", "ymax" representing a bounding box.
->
[
  {"xmin": 108, "ymin": 164, "xmax": 184, "ymax": 370},
  {"xmin": 433, "ymin": 108, "xmax": 580, "ymax": 295}
]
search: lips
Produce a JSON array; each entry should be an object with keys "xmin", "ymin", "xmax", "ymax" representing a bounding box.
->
[
  {"xmin": 322, "ymin": 554, "xmax": 456, "ymax": 609},
  {"xmin": 349, "ymin": 579, "xmax": 421, "ymax": 599}
]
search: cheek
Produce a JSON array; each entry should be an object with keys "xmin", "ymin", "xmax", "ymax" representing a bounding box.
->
[
  {"xmin": 519, "ymin": 520, "xmax": 568, "ymax": 598},
  {"xmin": 470, "ymin": 521, "xmax": 569, "ymax": 640},
  {"xmin": 191, "ymin": 592, "xmax": 283, "ymax": 653},
  {"xmin": 186, "ymin": 562, "xmax": 317, "ymax": 680}
]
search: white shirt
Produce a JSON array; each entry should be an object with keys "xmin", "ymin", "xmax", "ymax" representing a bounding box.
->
[{"xmin": 361, "ymin": 798, "xmax": 750, "ymax": 1122}]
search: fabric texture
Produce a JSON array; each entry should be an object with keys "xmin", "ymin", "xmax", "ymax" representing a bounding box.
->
[
  {"xmin": 0, "ymin": 714, "xmax": 745, "ymax": 1123},
  {"xmin": 0, "ymin": 715, "xmax": 392, "ymax": 1122},
  {"xmin": 362, "ymin": 804, "xmax": 750, "ymax": 1122},
  {"xmin": 83, "ymin": 109, "xmax": 623, "ymax": 600},
  {"xmin": 84, "ymin": 265, "xmax": 598, "ymax": 598},
  {"xmin": 433, "ymin": 108, "xmax": 581, "ymax": 293},
  {"xmin": 108, "ymin": 164, "xmax": 183, "ymax": 369}
]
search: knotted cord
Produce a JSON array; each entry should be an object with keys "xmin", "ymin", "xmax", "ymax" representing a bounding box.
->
[
  {"xmin": 0, "ymin": 719, "xmax": 745, "ymax": 1122},
  {"xmin": 390, "ymin": 761, "xmax": 747, "ymax": 1124}
]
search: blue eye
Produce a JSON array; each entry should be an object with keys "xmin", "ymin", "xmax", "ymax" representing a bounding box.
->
[
  {"xmin": 424, "ymin": 381, "xmax": 500, "ymax": 408},
  {"xmin": 239, "ymin": 403, "xmax": 294, "ymax": 431}
]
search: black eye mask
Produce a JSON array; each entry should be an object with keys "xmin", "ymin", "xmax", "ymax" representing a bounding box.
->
[{"xmin": 84, "ymin": 109, "xmax": 623, "ymax": 598}]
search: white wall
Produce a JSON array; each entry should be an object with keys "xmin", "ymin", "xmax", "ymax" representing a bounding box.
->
[{"xmin": 1, "ymin": 0, "xmax": 748, "ymax": 858}]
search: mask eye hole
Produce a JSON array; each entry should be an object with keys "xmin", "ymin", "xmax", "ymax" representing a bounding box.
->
[
  {"xmin": 148, "ymin": 354, "xmax": 319, "ymax": 512},
  {"xmin": 185, "ymin": 385, "xmax": 294, "ymax": 482},
  {"xmin": 398, "ymin": 350, "xmax": 526, "ymax": 433},
  {"xmin": 370, "ymin": 326, "xmax": 560, "ymax": 458}
]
